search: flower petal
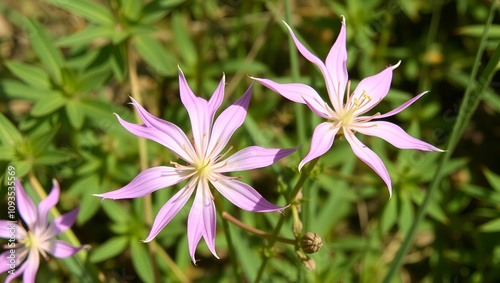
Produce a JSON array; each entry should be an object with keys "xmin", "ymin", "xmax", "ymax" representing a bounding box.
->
[
  {"xmin": 3, "ymin": 248, "xmax": 28, "ymax": 283},
  {"xmin": 187, "ymin": 181, "xmax": 218, "ymax": 263},
  {"xmin": 43, "ymin": 208, "xmax": 79, "ymax": 240},
  {"xmin": 36, "ymin": 179, "xmax": 60, "ymax": 233},
  {"xmin": 299, "ymin": 122, "xmax": 339, "ymax": 172},
  {"xmin": 251, "ymin": 78, "xmax": 332, "ymax": 119},
  {"xmin": 21, "ymin": 251, "xmax": 39, "ymax": 283},
  {"xmin": 15, "ymin": 179, "xmax": 38, "ymax": 231},
  {"xmin": 353, "ymin": 121, "xmax": 444, "ymax": 152},
  {"xmin": 218, "ymin": 146, "xmax": 298, "ymax": 172},
  {"xmin": 208, "ymin": 74, "xmax": 225, "ymax": 123},
  {"xmin": 375, "ymin": 91, "xmax": 428, "ymax": 119},
  {"xmin": 351, "ymin": 62, "xmax": 400, "ymax": 116},
  {"xmin": 178, "ymin": 68, "xmax": 211, "ymax": 155},
  {"xmin": 142, "ymin": 180, "xmax": 196, "ymax": 242},
  {"xmin": 0, "ymin": 220, "xmax": 27, "ymax": 240},
  {"xmin": 41, "ymin": 240, "xmax": 86, "ymax": 258},
  {"xmin": 212, "ymin": 179, "xmax": 284, "ymax": 212},
  {"xmin": 325, "ymin": 17, "xmax": 348, "ymax": 111},
  {"xmin": 344, "ymin": 129, "xmax": 392, "ymax": 196},
  {"xmin": 93, "ymin": 166, "xmax": 190, "ymax": 200},
  {"xmin": 121, "ymin": 99, "xmax": 196, "ymax": 163},
  {"xmin": 206, "ymin": 84, "xmax": 252, "ymax": 158}
]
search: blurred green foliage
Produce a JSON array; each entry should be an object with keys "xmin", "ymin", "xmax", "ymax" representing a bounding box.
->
[{"xmin": 0, "ymin": 0, "xmax": 499, "ymax": 282}]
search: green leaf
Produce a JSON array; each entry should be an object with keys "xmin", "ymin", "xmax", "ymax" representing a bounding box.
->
[
  {"xmin": 89, "ymin": 236, "xmax": 129, "ymax": 263},
  {"xmin": 134, "ymin": 35, "xmax": 175, "ymax": 75},
  {"xmin": 110, "ymin": 44, "xmax": 128, "ymax": 82},
  {"xmin": 139, "ymin": 0, "xmax": 185, "ymax": 24},
  {"xmin": 0, "ymin": 145, "xmax": 16, "ymax": 161},
  {"xmin": 479, "ymin": 218, "xmax": 500, "ymax": 232},
  {"xmin": 456, "ymin": 24, "xmax": 500, "ymax": 38},
  {"xmin": 34, "ymin": 150, "xmax": 70, "ymax": 165},
  {"xmin": 130, "ymin": 239, "xmax": 154, "ymax": 283},
  {"xmin": 380, "ymin": 198, "xmax": 397, "ymax": 234},
  {"xmin": 102, "ymin": 200, "xmax": 131, "ymax": 224},
  {"xmin": 172, "ymin": 12, "xmax": 197, "ymax": 66},
  {"xmin": 30, "ymin": 93, "xmax": 66, "ymax": 116},
  {"xmin": 24, "ymin": 19, "xmax": 64, "ymax": 83},
  {"xmin": 397, "ymin": 193, "xmax": 414, "ymax": 235},
  {"xmin": 9, "ymin": 160, "xmax": 32, "ymax": 178},
  {"xmin": 45, "ymin": 0, "xmax": 115, "ymax": 26},
  {"xmin": 0, "ymin": 80, "xmax": 57, "ymax": 100},
  {"xmin": 66, "ymin": 100, "xmax": 85, "ymax": 129},
  {"xmin": 4, "ymin": 61, "xmax": 51, "ymax": 89},
  {"xmin": 0, "ymin": 113, "xmax": 23, "ymax": 147},
  {"xmin": 119, "ymin": 0, "xmax": 142, "ymax": 21},
  {"xmin": 57, "ymin": 25, "xmax": 116, "ymax": 47},
  {"xmin": 483, "ymin": 167, "xmax": 500, "ymax": 193}
]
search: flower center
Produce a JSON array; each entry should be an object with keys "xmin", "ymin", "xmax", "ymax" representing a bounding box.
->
[
  {"xmin": 23, "ymin": 231, "xmax": 40, "ymax": 250},
  {"xmin": 195, "ymin": 159, "xmax": 213, "ymax": 178}
]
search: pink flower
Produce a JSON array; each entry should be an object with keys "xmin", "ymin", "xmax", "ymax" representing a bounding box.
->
[
  {"xmin": 252, "ymin": 18, "xmax": 443, "ymax": 196},
  {"xmin": 94, "ymin": 68, "xmax": 297, "ymax": 263},
  {"xmin": 0, "ymin": 180, "xmax": 86, "ymax": 283}
]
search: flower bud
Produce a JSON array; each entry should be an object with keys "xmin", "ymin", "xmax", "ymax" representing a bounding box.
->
[{"xmin": 301, "ymin": 232, "xmax": 323, "ymax": 254}]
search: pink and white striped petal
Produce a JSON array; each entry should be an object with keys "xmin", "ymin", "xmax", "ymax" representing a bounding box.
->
[
  {"xmin": 375, "ymin": 91, "xmax": 428, "ymax": 119},
  {"xmin": 344, "ymin": 130, "xmax": 392, "ymax": 197},
  {"xmin": 0, "ymin": 220, "xmax": 27, "ymax": 240},
  {"xmin": 22, "ymin": 251, "xmax": 40, "ymax": 283},
  {"xmin": 218, "ymin": 146, "xmax": 297, "ymax": 172},
  {"xmin": 353, "ymin": 121, "xmax": 444, "ymax": 152},
  {"xmin": 299, "ymin": 122, "xmax": 340, "ymax": 172},
  {"xmin": 206, "ymin": 84, "xmax": 252, "ymax": 158},
  {"xmin": 93, "ymin": 166, "xmax": 190, "ymax": 200},
  {"xmin": 41, "ymin": 240, "xmax": 86, "ymax": 258},
  {"xmin": 43, "ymin": 208, "xmax": 79, "ymax": 240},
  {"xmin": 212, "ymin": 179, "xmax": 284, "ymax": 212},
  {"xmin": 36, "ymin": 179, "xmax": 60, "ymax": 232},
  {"xmin": 325, "ymin": 17, "xmax": 348, "ymax": 112},
  {"xmin": 4, "ymin": 249, "xmax": 27, "ymax": 283},
  {"xmin": 142, "ymin": 181, "xmax": 196, "ymax": 243},
  {"xmin": 15, "ymin": 179, "xmax": 37, "ymax": 231},
  {"xmin": 207, "ymin": 75, "xmax": 225, "ymax": 124}
]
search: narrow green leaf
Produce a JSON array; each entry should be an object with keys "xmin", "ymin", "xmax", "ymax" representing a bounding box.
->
[
  {"xmin": 31, "ymin": 93, "xmax": 66, "ymax": 116},
  {"xmin": 57, "ymin": 25, "xmax": 116, "ymax": 47},
  {"xmin": 34, "ymin": 150, "xmax": 70, "ymax": 166},
  {"xmin": 110, "ymin": 44, "xmax": 128, "ymax": 82},
  {"xmin": 119, "ymin": 0, "xmax": 142, "ymax": 21},
  {"xmin": 66, "ymin": 100, "xmax": 85, "ymax": 129},
  {"xmin": 89, "ymin": 236, "xmax": 129, "ymax": 263},
  {"xmin": 172, "ymin": 12, "xmax": 197, "ymax": 66},
  {"xmin": 0, "ymin": 80, "xmax": 57, "ymax": 100},
  {"xmin": 4, "ymin": 61, "xmax": 51, "ymax": 89},
  {"xmin": 380, "ymin": 197, "xmax": 397, "ymax": 234},
  {"xmin": 102, "ymin": 200, "xmax": 131, "ymax": 224},
  {"xmin": 45, "ymin": 0, "xmax": 115, "ymax": 26},
  {"xmin": 24, "ymin": 19, "xmax": 64, "ymax": 83},
  {"xmin": 397, "ymin": 193, "xmax": 414, "ymax": 235},
  {"xmin": 0, "ymin": 145, "xmax": 16, "ymax": 161},
  {"xmin": 139, "ymin": 0, "xmax": 185, "ymax": 24},
  {"xmin": 9, "ymin": 160, "xmax": 31, "ymax": 178},
  {"xmin": 130, "ymin": 239, "xmax": 154, "ymax": 283},
  {"xmin": 0, "ymin": 113, "xmax": 23, "ymax": 146},
  {"xmin": 479, "ymin": 218, "xmax": 500, "ymax": 232},
  {"xmin": 483, "ymin": 167, "xmax": 500, "ymax": 193},
  {"xmin": 456, "ymin": 24, "xmax": 500, "ymax": 38},
  {"xmin": 134, "ymin": 35, "xmax": 175, "ymax": 75}
]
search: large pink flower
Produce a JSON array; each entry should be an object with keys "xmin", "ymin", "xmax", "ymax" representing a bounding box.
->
[
  {"xmin": 94, "ymin": 68, "xmax": 297, "ymax": 263},
  {"xmin": 0, "ymin": 180, "xmax": 86, "ymax": 283},
  {"xmin": 252, "ymin": 18, "xmax": 443, "ymax": 196}
]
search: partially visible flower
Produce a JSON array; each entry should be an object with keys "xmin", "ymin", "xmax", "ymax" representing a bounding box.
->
[
  {"xmin": 252, "ymin": 17, "xmax": 443, "ymax": 196},
  {"xmin": 94, "ymin": 68, "xmax": 297, "ymax": 263},
  {"xmin": 0, "ymin": 179, "xmax": 86, "ymax": 283}
]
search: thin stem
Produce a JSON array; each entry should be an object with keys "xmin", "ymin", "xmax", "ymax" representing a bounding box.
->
[
  {"xmin": 127, "ymin": 44, "xmax": 159, "ymax": 283},
  {"xmin": 254, "ymin": 157, "xmax": 319, "ymax": 283},
  {"xmin": 213, "ymin": 192, "xmax": 243, "ymax": 283},
  {"xmin": 383, "ymin": 2, "xmax": 499, "ymax": 282},
  {"xmin": 221, "ymin": 212, "xmax": 295, "ymax": 245},
  {"xmin": 154, "ymin": 241, "xmax": 189, "ymax": 283}
]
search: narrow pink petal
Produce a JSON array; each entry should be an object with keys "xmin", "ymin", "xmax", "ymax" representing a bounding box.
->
[
  {"xmin": 178, "ymin": 68, "xmax": 211, "ymax": 155},
  {"xmin": 218, "ymin": 146, "xmax": 298, "ymax": 172},
  {"xmin": 187, "ymin": 181, "xmax": 218, "ymax": 263},
  {"xmin": 4, "ymin": 248, "xmax": 27, "ymax": 283},
  {"xmin": 351, "ymin": 62, "xmax": 399, "ymax": 116},
  {"xmin": 36, "ymin": 179, "xmax": 60, "ymax": 233},
  {"xmin": 208, "ymin": 74, "xmax": 225, "ymax": 123},
  {"xmin": 353, "ymin": 121, "xmax": 444, "ymax": 152},
  {"xmin": 251, "ymin": 78, "xmax": 332, "ymax": 119},
  {"xmin": 142, "ymin": 181, "xmax": 196, "ymax": 242},
  {"xmin": 42, "ymin": 208, "xmax": 79, "ymax": 240},
  {"xmin": 21, "ymin": 251, "xmax": 39, "ymax": 283},
  {"xmin": 122, "ymin": 99, "xmax": 196, "ymax": 163},
  {"xmin": 211, "ymin": 179, "xmax": 285, "ymax": 212},
  {"xmin": 15, "ymin": 179, "xmax": 37, "ymax": 231},
  {"xmin": 299, "ymin": 122, "xmax": 339, "ymax": 172},
  {"xmin": 0, "ymin": 220, "xmax": 27, "ymax": 239},
  {"xmin": 375, "ymin": 91, "xmax": 428, "ymax": 119},
  {"xmin": 325, "ymin": 17, "xmax": 348, "ymax": 111},
  {"xmin": 93, "ymin": 166, "xmax": 190, "ymax": 200},
  {"xmin": 41, "ymin": 240, "xmax": 86, "ymax": 258},
  {"xmin": 344, "ymin": 129, "xmax": 392, "ymax": 196},
  {"xmin": 206, "ymin": 84, "xmax": 252, "ymax": 158}
]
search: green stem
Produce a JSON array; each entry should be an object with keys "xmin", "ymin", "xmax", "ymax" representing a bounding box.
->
[
  {"xmin": 254, "ymin": 158, "xmax": 319, "ymax": 283},
  {"xmin": 383, "ymin": 2, "xmax": 499, "ymax": 282},
  {"xmin": 213, "ymin": 192, "xmax": 243, "ymax": 283}
]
